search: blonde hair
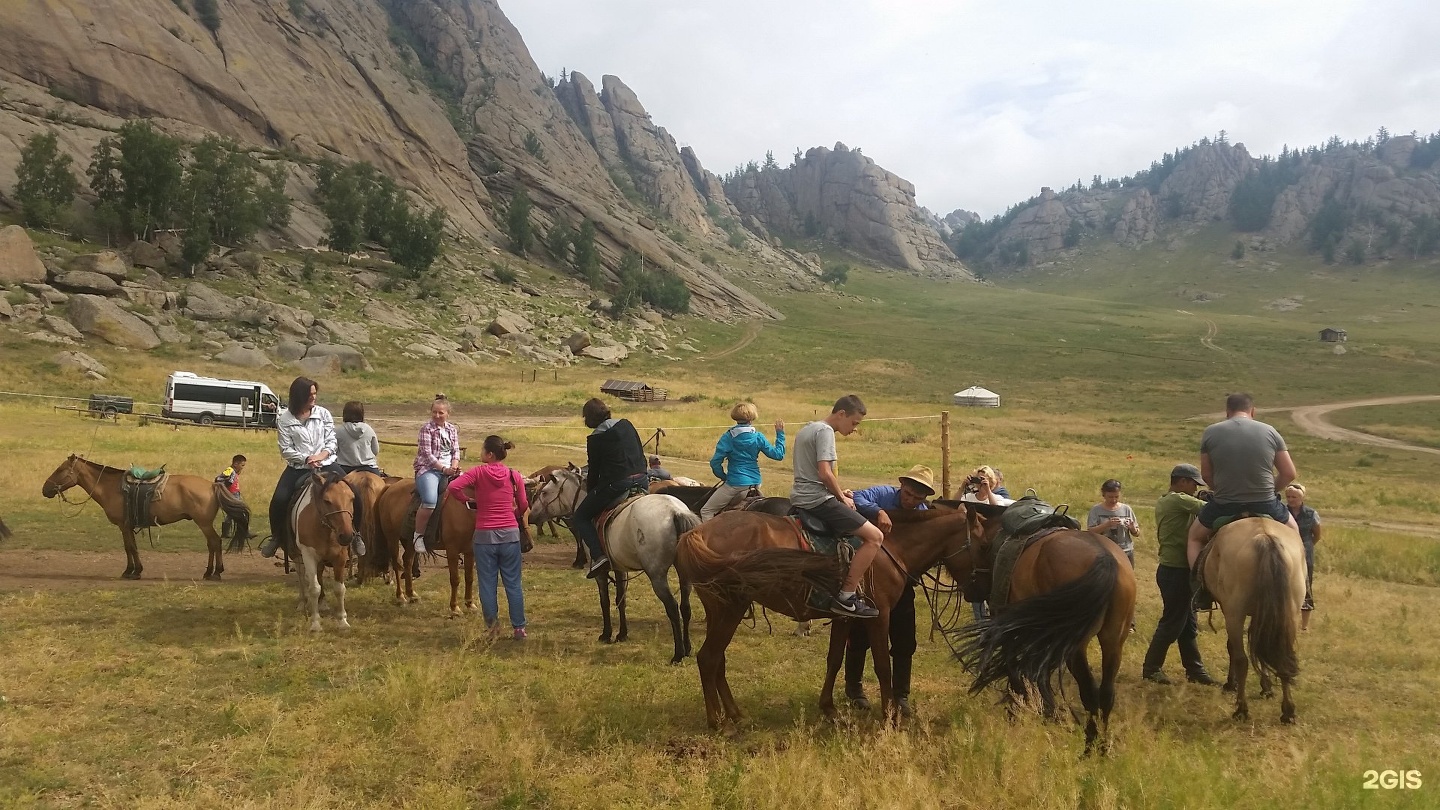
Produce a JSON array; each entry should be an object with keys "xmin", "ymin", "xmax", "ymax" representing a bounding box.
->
[
  {"xmin": 1285, "ymin": 483, "xmax": 1307, "ymax": 499},
  {"xmin": 731, "ymin": 402, "xmax": 758, "ymax": 423},
  {"xmin": 973, "ymin": 466, "xmax": 999, "ymax": 488}
]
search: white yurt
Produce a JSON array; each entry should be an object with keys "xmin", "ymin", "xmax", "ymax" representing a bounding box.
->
[{"xmin": 952, "ymin": 385, "xmax": 1001, "ymax": 408}]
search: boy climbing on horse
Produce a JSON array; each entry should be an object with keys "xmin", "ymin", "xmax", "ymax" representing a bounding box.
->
[
  {"xmin": 790, "ymin": 394, "xmax": 884, "ymax": 618},
  {"xmin": 215, "ymin": 454, "xmax": 253, "ymax": 543}
]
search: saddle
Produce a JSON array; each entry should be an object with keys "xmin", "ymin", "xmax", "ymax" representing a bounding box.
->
[
  {"xmin": 976, "ymin": 494, "xmax": 1081, "ymax": 614},
  {"xmin": 594, "ymin": 482, "xmax": 652, "ymax": 555},
  {"xmin": 405, "ymin": 474, "xmax": 458, "ymax": 551},
  {"xmin": 786, "ymin": 506, "xmax": 867, "ymax": 612},
  {"xmin": 1192, "ymin": 512, "xmax": 1280, "ymax": 609},
  {"xmin": 121, "ymin": 467, "xmax": 169, "ymax": 529}
]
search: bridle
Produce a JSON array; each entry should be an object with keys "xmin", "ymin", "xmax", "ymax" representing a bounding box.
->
[
  {"xmin": 311, "ymin": 476, "xmax": 357, "ymax": 540},
  {"xmin": 533, "ymin": 470, "xmax": 584, "ymax": 521},
  {"xmin": 51, "ymin": 456, "xmax": 94, "ymax": 509}
]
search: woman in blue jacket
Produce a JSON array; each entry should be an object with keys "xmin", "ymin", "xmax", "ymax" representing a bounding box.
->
[{"xmin": 700, "ymin": 402, "xmax": 785, "ymax": 520}]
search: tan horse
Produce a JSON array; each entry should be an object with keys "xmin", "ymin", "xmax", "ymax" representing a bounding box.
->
[
  {"xmin": 1203, "ymin": 517, "xmax": 1305, "ymax": 723},
  {"xmin": 41, "ymin": 455, "xmax": 226, "ymax": 580},
  {"xmin": 675, "ymin": 505, "xmax": 990, "ymax": 729},
  {"xmin": 292, "ymin": 470, "xmax": 361, "ymax": 632},
  {"xmin": 365, "ymin": 479, "xmax": 479, "ymax": 615},
  {"xmin": 956, "ymin": 528, "xmax": 1137, "ymax": 755}
]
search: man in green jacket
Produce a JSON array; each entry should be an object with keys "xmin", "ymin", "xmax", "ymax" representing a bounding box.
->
[{"xmin": 1141, "ymin": 464, "xmax": 1220, "ymax": 686}]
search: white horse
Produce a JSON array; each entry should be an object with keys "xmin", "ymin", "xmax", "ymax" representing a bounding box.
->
[{"xmin": 530, "ymin": 466, "xmax": 702, "ymax": 663}]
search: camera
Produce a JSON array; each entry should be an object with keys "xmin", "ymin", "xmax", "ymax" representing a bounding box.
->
[
  {"xmin": 963, "ymin": 474, "xmax": 986, "ymax": 491},
  {"xmin": 1197, "ymin": 490, "xmax": 1213, "ymax": 502}
]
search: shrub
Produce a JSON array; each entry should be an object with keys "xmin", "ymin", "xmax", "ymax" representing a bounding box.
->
[
  {"xmin": 193, "ymin": 0, "xmax": 220, "ymax": 32},
  {"xmin": 505, "ymin": 187, "xmax": 533, "ymax": 255},
  {"xmin": 820, "ymin": 263, "xmax": 850, "ymax": 286},
  {"xmin": 523, "ymin": 131, "xmax": 545, "ymax": 161},
  {"xmin": 1062, "ymin": 219, "xmax": 1083, "ymax": 249},
  {"xmin": 1231, "ymin": 241, "xmax": 1246, "ymax": 260},
  {"xmin": 727, "ymin": 229, "xmax": 746, "ymax": 249},
  {"xmin": 13, "ymin": 130, "xmax": 76, "ymax": 227},
  {"xmin": 494, "ymin": 265, "xmax": 518, "ymax": 285}
]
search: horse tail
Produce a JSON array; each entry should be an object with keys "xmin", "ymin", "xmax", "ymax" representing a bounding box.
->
[
  {"xmin": 359, "ymin": 489, "xmax": 394, "ymax": 583},
  {"xmin": 674, "ymin": 527, "xmax": 732, "ymax": 586},
  {"xmin": 957, "ymin": 537, "xmax": 1118, "ymax": 708},
  {"xmin": 1247, "ymin": 532, "xmax": 1300, "ymax": 681},
  {"xmin": 679, "ymin": 537, "xmax": 842, "ymax": 611}
]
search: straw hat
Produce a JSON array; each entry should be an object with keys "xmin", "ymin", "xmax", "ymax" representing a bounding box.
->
[{"xmin": 898, "ymin": 464, "xmax": 936, "ymax": 496}]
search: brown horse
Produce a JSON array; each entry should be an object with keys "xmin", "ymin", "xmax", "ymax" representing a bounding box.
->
[
  {"xmin": 675, "ymin": 505, "xmax": 991, "ymax": 729},
  {"xmin": 1203, "ymin": 517, "xmax": 1305, "ymax": 724},
  {"xmin": 40, "ymin": 455, "xmax": 226, "ymax": 580},
  {"xmin": 293, "ymin": 470, "xmax": 362, "ymax": 632},
  {"xmin": 365, "ymin": 479, "xmax": 480, "ymax": 615},
  {"xmin": 342, "ymin": 469, "xmax": 389, "ymax": 579},
  {"xmin": 956, "ymin": 528, "xmax": 1137, "ymax": 755}
]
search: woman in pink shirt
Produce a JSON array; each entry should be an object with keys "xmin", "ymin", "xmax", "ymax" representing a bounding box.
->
[{"xmin": 447, "ymin": 435, "xmax": 529, "ymax": 639}]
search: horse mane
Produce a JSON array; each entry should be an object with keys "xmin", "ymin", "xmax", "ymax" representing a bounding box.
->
[{"xmin": 72, "ymin": 455, "xmax": 126, "ymax": 475}]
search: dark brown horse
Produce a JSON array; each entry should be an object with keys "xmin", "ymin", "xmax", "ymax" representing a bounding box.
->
[
  {"xmin": 956, "ymin": 527, "xmax": 1137, "ymax": 755},
  {"xmin": 41, "ymin": 455, "xmax": 226, "ymax": 580},
  {"xmin": 1203, "ymin": 517, "xmax": 1305, "ymax": 724},
  {"xmin": 675, "ymin": 505, "xmax": 992, "ymax": 729}
]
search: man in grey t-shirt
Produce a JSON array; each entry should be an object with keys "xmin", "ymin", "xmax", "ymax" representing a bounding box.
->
[
  {"xmin": 791, "ymin": 395, "xmax": 884, "ymax": 618},
  {"xmin": 1186, "ymin": 392, "xmax": 1299, "ymax": 568}
]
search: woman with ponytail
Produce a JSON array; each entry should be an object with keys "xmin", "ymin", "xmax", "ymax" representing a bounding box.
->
[{"xmin": 447, "ymin": 434, "xmax": 529, "ymax": 639}]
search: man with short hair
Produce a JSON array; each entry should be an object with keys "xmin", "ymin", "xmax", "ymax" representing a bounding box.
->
[
  {"xmin": 1141, "ymin": 464, "xmax": 1220, "ymax": 686},
  {"xmin": 844, "ymin": 465, "xmax": 935, "ymax": 714},
  {"xmin": 790, "ymin": 395, "xmax": 883, "ymax": 618},
  {"xmin": 1186, "ymin": 392, "xmax": 1299, "ymax": 571}
]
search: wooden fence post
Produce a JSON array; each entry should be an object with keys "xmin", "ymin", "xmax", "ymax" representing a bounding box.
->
[{"xmin": 940, "ymin": 410, "xmax": 951, "ymax": 498}]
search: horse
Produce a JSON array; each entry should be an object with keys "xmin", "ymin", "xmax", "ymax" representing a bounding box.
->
[
  {"xmin": 1202, "ymin": 517, "xmax": 1305, "ymax": 724},
  {"xmin": 364, "ymin": 478, "xmax": 483, "ymax": 615},
  {"xmin": 674, "ymin": 504, "xmax": 992, "ymax": 729},
  {"xmin": 955, "ymin": 526, "xmax": 1137, "ymax": 756},
  {"xmin": 40, "ymin": 455, "xmax": 227, "ymax": 580},
  {"xmin": 341, "ymin": 469, "xmax": 389, "ymax": 581},
  {"xmin": 293, "ymin": 470, "xmax": 362, "ymax": 632},
  {"xmin": 525, "ymin": 465, "xmax": 572, "ymax": 552},
  {"xmin": 527, "ymin": 466, "xmax": 703, "ymax": 663}
]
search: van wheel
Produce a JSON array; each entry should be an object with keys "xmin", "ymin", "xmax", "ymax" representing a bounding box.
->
[
  {"xmin": 103, "ymin": 406, "xmax": 118, "ymax": 419},
  {"xmin": 199, "ymin": 413, "xmax": 215, "ymax": 426}
]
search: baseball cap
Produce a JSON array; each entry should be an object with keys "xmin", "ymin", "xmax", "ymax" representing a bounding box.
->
[{"xmin": 1170, "ymin": 463, "xmax": 1206, "ymax": 486}]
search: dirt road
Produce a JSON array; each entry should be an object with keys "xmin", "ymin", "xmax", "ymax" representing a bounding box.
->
[
  {"xmin": 1288, "ymin": 394, "xmax": 1440, "ymax": 457},
  {"xmin": 706, "ymin": 320, "xmax": 762, "ymax": 360}
]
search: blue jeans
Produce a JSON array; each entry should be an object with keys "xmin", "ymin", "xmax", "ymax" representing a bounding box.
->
[
  {"xmin": 572, "ymin": 474, "xmax": 648, "ymax": 560},
  {"xmin": 474, "ymin": 539, "xmax": 526, "ymax": 628},
  {"xmin": 1302, "ymin": 539, "xmax": 1316, "ymax": 610},
  {"xmin": 416, "ymin": 470, "xmax": 445, "ymax": 507}
]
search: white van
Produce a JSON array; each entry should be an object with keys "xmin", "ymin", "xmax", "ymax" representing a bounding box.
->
[{"xmin": 163, "ymin": 371, "xmax": 281, "ymax": 427}]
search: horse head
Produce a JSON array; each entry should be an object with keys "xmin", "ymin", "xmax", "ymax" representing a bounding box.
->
[
  {"xmin": 41, "ymin": 454, "xmax": 84, "ymax": 499},
  {"xmin": 309, "ymin": 470, "xmax": 358, "ymax": 545},
  {"xmin": 953, "ymin": 501, "xmax": 1006, "ymax": 598},
  {"xmin": 529, "ymin": 465, "xmax": 586, "ymax": 524}
]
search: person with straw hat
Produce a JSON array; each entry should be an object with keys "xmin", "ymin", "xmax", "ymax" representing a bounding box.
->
[{"xmin": 843, "ymin": 464, "xmax": 936, "ymax": 715}]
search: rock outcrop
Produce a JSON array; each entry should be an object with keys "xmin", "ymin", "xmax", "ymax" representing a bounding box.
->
[
  {"xmin": 66, "ymin": 294, "xmax": 160, "ymax": 349},
  {"xmin": 0, "ymin": 225, "xmax": 46, "ymax": 283},
  {"xmin": 724, "ymin": 144, "xmax": 969, "ymax": 277}
]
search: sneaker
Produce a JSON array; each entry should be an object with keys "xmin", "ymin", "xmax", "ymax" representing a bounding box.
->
[
  {"xmin": 351, "ymin": 536, "xmax": 366, "ymax": 557},
  {"xmin": 1186, "ymin": 671, "xmax": 1220, "ymax": 687},
  {"xmin": 586, "ymin": 557, "xmax": 610, "ymax": 579},
  {"xmin": 1142, "ymin": 671, "xmax": 1173, "ymax": 685},
  {"xmin": 512, "ymin": 627, "xmax": 528, "ymax": 641},
  {"xmin": 259, "ymin": 537, "xmax": 280, "ymax": 558},
  {"xmin": 831, "ymin": 593, "xmax": 879, "ymax": 618},
  {"xmin": 413, "ymin": 535, "xmax": 427, "ymax": 555}
]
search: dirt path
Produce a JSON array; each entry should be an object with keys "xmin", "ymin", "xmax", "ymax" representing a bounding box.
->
[
  {"xmin": 1289, "ymin": 395, "xmax": 1440, "ymax": 457},
  {"xmin": 1199, "ymin": 318, "xmax": 1225, "ymax": 352},
  {"xmin": 706, "ymin": 320, "xmax": 762, "ymax": 360}
]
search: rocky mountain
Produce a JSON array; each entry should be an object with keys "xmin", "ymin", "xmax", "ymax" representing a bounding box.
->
[
  {"xmin": 954, "ymin": 134, "xmax": 1440, "ymax": 270},
  {"xmin": 0, "ymin": 0, "xmax": 969, "ymax": 324},
  {"xmin": 724, "ymin": 143, "xmax": 969, "ymax": 277}
]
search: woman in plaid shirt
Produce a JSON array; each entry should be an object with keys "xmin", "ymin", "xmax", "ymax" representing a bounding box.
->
[{"xmin": 412, "ymin": 394, "xmax": 461, "ymax": 554}]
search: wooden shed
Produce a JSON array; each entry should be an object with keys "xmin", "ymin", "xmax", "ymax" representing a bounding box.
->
[
  {"xmin": 600, "ymin": 379, "xmax": 669, "ymax": 402},
  {"xmin": 1319, "ymin": 328, "xmax": 1348, "ymax": 343}
]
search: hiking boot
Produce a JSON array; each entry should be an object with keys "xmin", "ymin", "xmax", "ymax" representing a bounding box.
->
[
  {"xmin": 1142, "ymin": 671, "xmax": 1173, "ymax": 685},
  {"xmin": 513, "ymin": 627, "xmax": 528, "ymax": 641},
  {"xmin": 259, "ymin": 536, "xmax": 280, "ymax": 558},
  {"xmin": 896, "ymin": 696, "xmax": 912, "ymax": 718},
  {"xmin": 831, "ymin": 593, "xmax": 879, "ymax": 619},
  {"xmin": 350, "ymin": 536, "xmax": 366, "ymax": 557},
  {"xmin": 845, "ymin": 686, "xmax": 871, "ymax": 711},
  {"xmin": 586, "ymin": 557, "xmax": 611, "ymax": 579},
  {"xmin": 1187, "ymin": 671, "xmax": 1220, "ymax": 687}
]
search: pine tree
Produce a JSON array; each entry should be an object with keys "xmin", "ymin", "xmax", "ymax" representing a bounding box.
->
[
  {"xmin": 505, "ymin": 186, "xmax": 533, "ymax": 255},
  {"xmin": 573, "ymin": 219, "xmax": 602, "ymax": 287},
  {"xmin": 13, "ymin": 130, "xmax": 76, "ymax": 227},
  {"xmin": 194, "ymin": 0, "xmax": 221, "ymax": 33}
]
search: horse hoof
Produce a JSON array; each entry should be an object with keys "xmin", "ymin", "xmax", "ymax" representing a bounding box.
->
[
  {"xmin": 1232, "ymin": 708, "xmax": 1249, "ymax": 721},
  {"xmin": 616, "ymin": 633, "xmax": 628, "ymax": 643},
  {"xmin": 122, "ymin": 572, "xmax": 141, "ymax": 580},
  {"xmin": 309, "ymin": 624, "xmax": 322, "ymax": 633},
  {"xmin": 467, "ymin": 602, "xmax": 479, "ymax": 612},
  {"xmin": 449, "ymin": 610, "xmax": 462, "ymax": 619},
  {"xmin": 1281, "ymin": 713, "xmax": 1297, "ymax": 725},
  {"xmin": 1222, "ymin": 683, "xmax": 1236, "ymax": 693},
  {"xmin": 1259, "ymin": 689, "xmax": 1275, "ymax": 699},
  {"xmin": 599, "ymin": 635, "xmax": 613, "ymax": 644},
  {"xmin": 669, "ymin": 655, "xmax": 685, "ymax": 666}
]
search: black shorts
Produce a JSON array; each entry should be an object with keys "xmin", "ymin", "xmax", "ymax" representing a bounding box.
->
[
  {"xmin": 804, "ymin": 497, "xmax": 869, "ymax": 535},
  {"xmin": 1197, "ymin": 497, "xmax": 1289, "ymax": 529}
]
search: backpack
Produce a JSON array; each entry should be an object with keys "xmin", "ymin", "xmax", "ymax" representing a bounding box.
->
[{"xmin": 999, "ymin": 493, "xmax": 1080, "ymax": 540}]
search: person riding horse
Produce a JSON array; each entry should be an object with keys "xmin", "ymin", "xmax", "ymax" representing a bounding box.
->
[
  {"xmin": 574, "ymin": 398, "xmax": 649, "ymax": 579},
  {"xmin": 262, "ymin": 377, "xmax": 343, "ymax": 559},
  {"xmin": 843, "ymin": 464, "xmax": 936, "ymax": 715},
  {"xmin": 700, "ymin": 401, "xmax": 786, "ymax": 521}
]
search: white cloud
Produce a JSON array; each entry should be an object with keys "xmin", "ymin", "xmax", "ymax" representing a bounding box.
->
[{"xmin": 502, "ymin": 0, "xmax": 1440, "ymax": 216}]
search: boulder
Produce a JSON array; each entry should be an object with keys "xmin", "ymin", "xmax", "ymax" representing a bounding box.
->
[
  {"xmin": 23, "ymin": 283, "xmax": 67, "ymax": 304},
  {"xmin": 66, "ymin": 295, "xmax": 161, "ymax": 349},
  {"xmin": 405, "ymin": 342, "xmax": 442, "ymax": 358},
  {"xmin": 118, "ymin": 283, "xmax": 176, "ymax": 310},
  {"xmin": 304, "ymin": 343, "xmax": 371, "ymax": 372},
  {"xmin": 292, "ymin": 354, "xmax": 343, "ymax": 376},
  {"xmin": 363, "ymin": 300, "xmax": 421, "ymax": 330},
  {"xmin": 497, "ymin": 331, "xmax": 537, "ymax": 346},
  {"xmin": 51, "ymin": 270, "xmax": 123, "ymax": 296},
  {"xmin": 26, "ymin": 330, "xmax": 74, "ymax": 345},
  {"xmin": 155, "ymin": 324, "xmax": 188, "ymax": 344},
  {"xmin": 12, "ymin": 303, "xmax": 43, "ymax": 322},
  {"xmin": 445, "ymin": 351, "xmax": 477, "ymax": 366},
  {"xmin": 42, "ymin": 315, "xmax": 84, "ymax": 340},
  {"xmin": 183, "ymin": 283, "xmax": 241, "ymax": 321},
  {"xmin": 316, "ymin": 318, "xmax": 371, "ymax": 345},
  {"xmin": 677, "ymin": 341, "xmax": 700, "ymax": 353},
  {"xmin": 580, "ymin": 344, "xmax": 628, "ymax": 364},
  {"xmin": 641, "ymin": 309, "xmax": 665, "ymax": 326},
  {"xmin": 486, "ymin": 310, "xmax": 533, "ymax": 336},
  {"xmin": 274, "ymin": 339, "xmax": 307, "ymax": 362},
  {"xmin": 128, "ymin": 240, "xmax": 167, "ymax": 269},
  {"xmin": 0, "ymin": 226, "xmax": 48, "ymax": 284},
  {"xmin": 564, "ymin": 331, "xmax": 592, "ymax": 353},
  {"xmin": 67, "ymin": 251, "xmax": 129, "ymax": 280},
  {"xmin": 214, "ymin": 345, "xmax": 273, "ymax": 368},
  {"xmin": 230, "ymin": 251, "xmax": 262, "ymax": 273},
  {"xmin": 0, "ymin": 296, "xmax": 12, "ymax": 319},
  {"xmin": 353, "ymin": 270, "xmax": 383, "ymax": 290},
  {"xmin": 52, "ymin": 350, "xmax": 109, "ymax": 377}
]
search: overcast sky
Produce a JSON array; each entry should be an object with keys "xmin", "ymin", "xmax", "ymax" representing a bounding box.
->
[{"xmin": 502, "ymin": 0, "xmax": 1440, "ymax": 218}]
